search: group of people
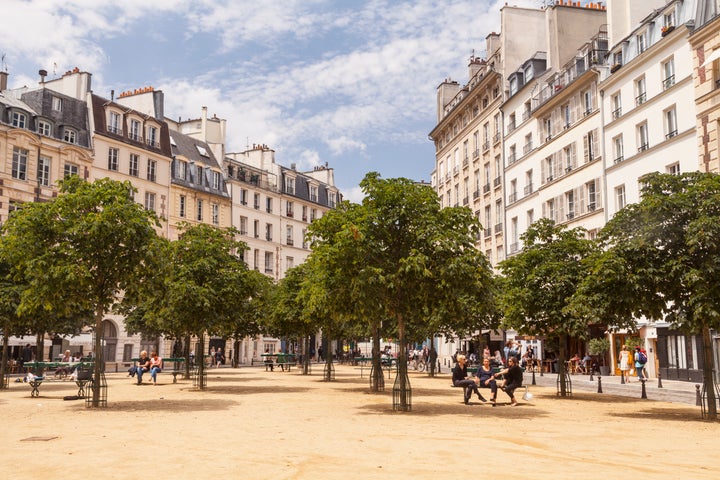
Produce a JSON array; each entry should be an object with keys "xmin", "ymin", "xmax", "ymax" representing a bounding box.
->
[
  {"xmin": 618, "ymin": 345, "xmax": 649, "ymax": 383},
  {"xmin": 452, "ymin": 351, "xmax": 525, "ymax": 407},
  {"xmin": 128, "ymin": 350, "xmax": 163, "ymax": 385},
  {"xmin": 53, "ymin": 349, "xmax": 85, "ymax": 377}
]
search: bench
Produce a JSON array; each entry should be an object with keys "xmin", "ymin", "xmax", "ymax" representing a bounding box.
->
[
  {"xmin": 130, "ymin": 357, "xmax": 185, "ymax": 383},
  {"xmin": 25, "ymin": 369, "xmax": 93, "ymax": 398}
]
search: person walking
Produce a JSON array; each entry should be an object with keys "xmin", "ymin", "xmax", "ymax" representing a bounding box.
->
[{"xmin": 634, "ymin": 346, "xmax": 645, "ymax": 382}]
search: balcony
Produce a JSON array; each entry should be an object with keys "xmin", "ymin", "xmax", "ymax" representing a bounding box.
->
[
  {"xmin": 463, "ymin": 157, "xmax": 469, "ymax": 167},
  {"xmin": 507, "ymin": 121, "xmax": 516, "ymax": 134},
  {"xmin": 665, "ymin": 130, "xmax": 678, "ymax": 139},
  {"xmin": 493, "ymin": 177, "xmax": 501, "ymax": 188},
  {"xmin": 523, "ymin": 184, "xmax": 534, "ymax": 195},
  {"xmin": 546, "ymin": 175, "xmax": 555, "ymax": 183},
  {"xmin": 128, "ymin": 132, "xmax": 142, "ymax": 142},
  {"xmin": 484, "ymin": 228, "xmax": 492, "ymax": 238},
  {"xmin": 635, "ymin": 93, "xmax": 647, "ymax": 106},
  {"xmin": 588, "ymin": 203, "xmax": 596, "ymax": 212},
  {"xmin": 566, "ymin": 212, "xmax": 575, "ymax": 220},
  {"xmin": 107, "ymin": 125, "xmax": 122, "ymax": 135},
  {"xmin": 508, "ymin": 192, "xmax": 517, "ymax": 203},
  {"xmin": 662, "ymin": 75, "xmax": 675, "ymax": 90},
  {"xmin": 510, "ymin": 242, "xmax": 518, "ymax": 254},
  {"xmin": 286, "ymin": 210, "xmax": 294, "ymax": 217},
  {"xmin": 483, "ymin": 183, "xmax": 491, "ymax": 194},
  {"xmin": 565, "ymin": 166, "xmax": 573, "ymax": 173},
  {"xmin": 473, "ymin": 190, "xmax": 480, "ymax": 199},
  {"xmin": 507, "ymin": 153, "xmax": 516, "ymax": 165},
  {"xmin": 482, "ymin": 141, "xmax": 490, "ymax": 152},
  {"xmin": 494, "ymin": 222, "xmax": 503, "ymax": 234},
  {"xmin": 612, "ymin": 107, "xmax": 622, "ymax": 120},
  {"xmin": 638, "ymin": 143, "xmax": 649, "ymax": 152},
  {"xmin": 522, "ymin": 142, "xmax": 533, "ymax": 155},
  {"xmin": 473, "ymin": 149, "xmax": 480, "ymax": 159},
  {"xmin": 463, "ymin": 196, "xmax": 469, "ymax": 205},
  {"xmin": 286, "ymin": 238, "xmax": 294, "ymax": 246},
  {"xmin": 614, "ymin": 156, "xmax": 624, "ymax": 164},
  {"xmin": 493, "ymin": 133, "xmax": 501, "ymax": 144}
]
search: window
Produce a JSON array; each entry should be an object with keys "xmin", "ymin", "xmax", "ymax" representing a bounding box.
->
[
  {"xmin": 254, "ymin": 193, "xmax": 260, "ymax": 209},
  {"xmin": 146, "ymin": 126, "xmax": 158, "ymax": 147},
  {"xmin": 310, "ymin": 186, "xmax": 318, "ymax": 202},
  {"xmin": 587, "ymin": 180, "xmax": 597, "ymax": 211},
  {"xmin": 509, "ymin": 76, "xmax": 518, "ymax": 96},
  {"xmin": 108, "ymin": 147, "xmax": 119, "ymax": 171},
  {"xmin": 108, "ymin": 111, "xmax": 121, "ymax": 134},
  {"xmin": 564, "ymin": 144, "xmax": 576, "ymax": 171},
  {"xmin": 637, "ymin": 122, "xmax": 649, "ymax": 151},
  {"xmin": 329, "ymin": 192, "xmax": 337, "ymax": 208},
  {"xmin": 484, "ymin": 206, "xmax": 491, "ymax": 234},
  {"xmin": 311, "ymin": 208, "xmax": 317, "ymax": 221},
  {"xmin": 547, "ymin": 198, "xmax": 556, "ymax": 222},
  {"xmin": 266, "ymin": 197, "xmax": 273, "ymax": 213},
  {"xmin": 507, "ymin": 114, "xmax": 516, "ymax": 133},
  {"xmin": 196, "ymin": 199, "xmax": 203, "ymax": 221},
  {"xmin": 253, "ymin": 220, "xmax": 260, "ymax": 238},
  {"xmin": 64, "ymin": 163, "xmax": 79, "ymax": 178},
  {"xmin": 38, "ymin": 155, "xmax": 51, "ymax": 187},
  {"xmin": 147, "ymin": 159, "xmax": 157, "ymax": 182},
  {"xmin": 265, "ymin": 223, "xmax": 273, "ymax": 241},
  {"xmin": 286, "ymin": 225, "xmax": 294, "ymax": 246},
  {"xmin": 523, "ymin": 133, "xmax": 532, "ymax": 155},
  {"xmin": 613, "ymin": 135, "xmax": 624, "ymax": 163},
  {"xmin": 239, "ymin": 216, "xmax": 248, "ymax": 235},
  {"xmin": 213, "ymin": 171, "xmax": 221, "ymax": 190},
  {"xmin": 665, "ymin": 107, "xmax": 678, "ymax": 139},
  {"xmin": 264, "ymin": 252, "xmax": 274, "ymax": 273},
  {"xmin": 615, "ymin": 185, "xmax": 626, "ymax": 210},
  {"xmin": 129, "ymin": 154, "xmax": 139, "ymax": 177},
  {"xmin": 562, "ymin": 104, "xmax": 571, "ymax": 128},
  {"xmin": 662, "ymin": 58, "xmax": 675, "ymax": 90},
  {"xmin": 286, "ymin": 201, "xmax": 294, "ymax": 217},
  {"xmin": 508, "ymin": 144, "xmax": 517, "ymax": 164},
  {"xmin": 583, "ymin": 129, "xmax": 598, "ymax": 162},
  {"xmin": 667, "ymin": 162, "xmax": 680, "ymax": 175},
  {"xmin": 52, "ymin": 96, "xmax": 62, "ymax": 111},
  {"xmin": 527, "ymin": 209, "xmax": 534, "ymax": 227},
  {"xmin": 285, "ymin": 177, "xmax": 295, "ymax": 194},
  {"xmin": 286, "ymin": 256, "xmax": 294, "ymax": 270},
  {"xmin": 663, "ymin": 10, "xmax": 675, "ymax": 29},
  {"xmin": 302, "ymin": 228, "xmax": 308, "ymax": 249},
  {"xmin": 179, "ymin": 195, "xmax": 186, "ymax": 218},
  {"xmin": 611, "ymin": 93, "xmax": 622, "ymax": 119},
  {"xmin": 566, "ymin": 190, "xmax": 575, "ymax": 219},
  {"xmin": 211, "ymin": 204, "xmax": 219, "ymax": 225},
  {"xmin": 582, "ymin": 89, "xmax": 593, "ymax": 115},
  {"xmin": 129, "ymin": 119, "xmax": 141, "ymax": 141},
  {"xmin": 240, "ymin": 189, "xmax": 248, "ymax": 205},
  {"xmin": 176, "ymin": 160, "xmax": 187, "ymax": 180},
  {"xmin": 63, "ymin": 128, "xmax": 76, "ymax": 144},
  {"xmin": 144, "ymin": 192, "xmax": 156, "ymax": 212},
  {"xmin": 524, "ymin": 63, "xmax": 534, "ymax": 82},
  {"xmin": 637, "ymin": 32, "xmax": 646, "ymax": 54},
  {"xmin": 635, "ymin": 76, "xmax": 646, "ymax": 106},
  {"xmin": 543, "ymin": 117, "xmax": 552, "ymax": 141},
  {"xmin": 11, "ymin": 111, "xmax": 26, "ymax": 128},
  {"xmin": 38, "ymin": 120, "xmax": 52, "ymax": 136},
  {"xmin": 524, "ymin": 169, "xmax": 533, "ymax": 195},
  {"xmin": 302, "ymin": 205, "xmax": 308, "ymax": 221},
  {"xmin": 12, "ymin": 147, "xmax": 28, "ymax": 180}
]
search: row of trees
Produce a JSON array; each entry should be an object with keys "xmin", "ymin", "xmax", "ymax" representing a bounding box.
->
[{"xmin": 0, "ymin": 172, "xmax": 718, "ymax": 418}]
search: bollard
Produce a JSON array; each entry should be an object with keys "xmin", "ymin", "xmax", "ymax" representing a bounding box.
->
[
  {"xmin": 696, "ymin": 384, "xmax": 702, "ymax": 406},
  {"xmin": 657, "ymin": 372, "xmax": 663, "ymax": 389},
  {"xmin": 597, "ymin": 376, "xmax": 602, "ymax": 393},
  {"xmin": 532, "ymin": 369, "xmax": 536, "ymax": 386},
  {"xmin": 437, "ymin": 360, "xmax": 441, "ymax": 374},
  {"xmin": 640, "ymin": 378, "xmax": 647, "ymax": 399},
  {"xmin": 620, "ymin": 371, "xmax": 625, "ymax": 384},
  {"xmin": 589, "ymin": 369, "xmax": 594, "ymax": 382}
]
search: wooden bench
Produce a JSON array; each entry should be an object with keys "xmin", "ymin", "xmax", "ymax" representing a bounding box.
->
[{"xmin": 131, "ymin": 357, "xmax": 185, "ymax": 383}]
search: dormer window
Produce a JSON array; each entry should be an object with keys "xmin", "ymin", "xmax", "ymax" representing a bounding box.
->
[
  {"xmin": 38, "ymin": 120, "xmax": 52, "ymax": 136},
  {"xmin": 52, "ymin": 96, "xmax": 62, "ymax": 111},
  {"xmin": 63, "ymin": 128, "xmax": 77, "ymax": 144},
  {"xmin": 146, "ymin": 125, "xmax": 158, "ymax": 147},
  {"xmin": 129, "ymin": 119, "xmax": 141, "ymax": 141},
  {"xmin": 11, "ymin": 111, "xmax": 26, "ymax": 128},
  {"xmin": 637, "ymin": 31, "xmax": 647, "ymax": 54},
  {"xmin": 663, "ymin": 10, "xmax": 675, "ymax": 29},
  {"xmin": 108, "ymin": 111, "xmax": 121, "ymax": 134},
  {"xmin": 524, "ymin": 64, "xmax": 534, "ymax": 82},
  {"xmin": 509, "ymin": 76, "xmax": 518, "ymax": 96}
]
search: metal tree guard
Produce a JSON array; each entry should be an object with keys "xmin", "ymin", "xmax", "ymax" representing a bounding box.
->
[
  {"xmin": 556, "ymin": 369, "xmax": 572, "ymax": 396},
  {"xmin": 323, "ymin": 358, "xmax": 335, "ymax": 381},
  {"xmin": 392, "ymin": 370, "xmax": 412, "ymax": 411},
  {"xmin": 700, "ymin": 377, "xmax": 720, "ymax": 420},
  {"xmin": 369, "ymin": 363, "xmax": 385, "ymax": 392},
  {"xmin": 85, "ymin": 372, "xmax": 107, "ymax": 408}
]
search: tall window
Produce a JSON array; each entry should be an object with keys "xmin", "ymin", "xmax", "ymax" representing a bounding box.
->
[
  {"xmin": 665, "ymin": 108, "xmax": 678, "ymax": 139},
  {"xmin": 615, "ymin": 185, "xmax": 626, "ymax": 210},
  {"xmin": 310, "ymin": 186, "xmax": 318, "ymax": 202},
  {"xmin": 176, "ymin": 160, "xmax": 187, "ymax": 180},
  {"xmin": 637, "ymin": 32, "xmax": 646, "ymax": 54},
  {"xmin": 213, "ymin": 171, "xmax": 221, "ymax": 190},
  {"xmin": 286, "ymin": 201, "xmax": 294, "ymax": 216},
  {"xmin": 52, "ymin": 96, "xmax": 63, "ymax": 111},
  {"xmin": 146, "ymin": 126, "xmax": 158, "ymax": 147},
  {"xmin": 144, "ymin": 192, "xmax": 156, "ymax": 212},
  {"xmin": 662, "ymin": 58, "xmax": 675, "ymax": 90},
  {"xmin": 12, "ymin": 147, "xmax": 28, "ymax": 180},
  {"xmin": 38, "ymin": 155, "xmax": 51, "ymax": 187},
  {"xmin": 147, "ymin": 159, "xmax": 157, "ymax": 182},
  {"xmin": 583, "ymin": 129, "xmax": 598, "ymax": 162},
  {"xmin": 108, "ymin": 111, "xmax": 121, "ymax": 134},
  {"xmin": 179, "ymin": 195, "xmax": 186, "ymax": 218},
  {"xmin": 240, "ymin": 188, "xmax": 248, "ymax": 205},
  {"xmin": 129, "ymin": 154, "xmax": 139, "ymax": 177},
  {"xmin": 196, "ymin": 199, "xmax": 203, "ymax": 221},
  {"xmin": 566, "ymin": 190, "xmax": 575, "ymax": 219},
  {"xmin": 286, "ymin": 225, "xmax": 293, "ymax": 246},
  {"xmin": 611, "ymin": 93, "xmax": 622, "ymax": 119},
  {"xmin": 587, "ymin": 180, "xmax": 597, "ymax": 210},
  {"xmin": 667, "ymin": 162, "xmax": 680, "ymax": 175},
  {"xmin": 239, "ymin": 216, "xmax": 248, "ymax": 235},
  {"xmin": 562, "ymin": 104, "xmax": 571, "ymax": 128},
  {"xmin": 285, "ymin": 177, "xmax": 295, "ymax": 194},
  {"xmin": 635, "ymin": 76, "xmax": 647, "ymax": 106},
  {"xmin": 613, "ymin": 135, "xmax": 624, "ymax": 163},
  {"xmin": 583, "ymin": 89, "xmax": 593, "ymax": 114},
  {"xmin": 254, "ymin": 193, "xmax": 260, "ymax": 209},
  {"xmin": 108, "ymin": 147, "xmax": 119, "ymax": 171},
  {"xmin": 265, "ymin": 223, "xmax": 273, "ymax": 241},
  {"xmin": 129, "ymin": 119, "xmax": 141, "ymax": 141},
  {"xmin": 264, "ymin": 252, "xmax": 274, "ymax": 273},
  {"xmin": 211, "ymin": 204, "xmax": 219, "ymax": 225},
  {"xmin": 63, "ymin": 128, "xmax": 76, "ymax": 144},
  {"xmin": 637, "ymin": 122, "xmax": 649, "ymax": 151},
  {"xmin": 266, "ymin": 197, "xmax": 273, "ymax": 213}
]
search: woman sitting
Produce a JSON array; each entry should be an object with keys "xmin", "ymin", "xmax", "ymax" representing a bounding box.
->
[
  {"xmin": 452, "ymin": 354, "xmax": 486, "ymax": 405},
  {"xmin": 475, "ymin": 357, "xmax": 498, "ymax": 406},
  {"xmin": 494, "ymin": 356, "xmax": 523, "ymax": 407}
]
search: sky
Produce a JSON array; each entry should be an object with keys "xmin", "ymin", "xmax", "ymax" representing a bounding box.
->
[{"xmin": 1, "ymin": 0, "xmax": 544, "ymax": 202}]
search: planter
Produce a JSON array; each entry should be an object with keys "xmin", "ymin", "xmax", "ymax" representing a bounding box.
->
[
  {"xmin": 661, "ymin": 25, "xmax": 675, "ymax": 37},
  {"xmin": 599, "ymin": 365, "xmax": 610, "ymax": 376}
]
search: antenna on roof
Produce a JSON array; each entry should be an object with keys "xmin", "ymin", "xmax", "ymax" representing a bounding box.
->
[{"xmin": 1, "ymin": 53, "xmax": 6, "ymax": 73}]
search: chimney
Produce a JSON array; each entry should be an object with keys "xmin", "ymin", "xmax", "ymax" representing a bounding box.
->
[
  {"xmin": 39, "ymin": 69, "xmax": 47, "ymax": 83},
  {"xmin": 0, "ymin": 71, "xmax": 7, "ymax": 91}
]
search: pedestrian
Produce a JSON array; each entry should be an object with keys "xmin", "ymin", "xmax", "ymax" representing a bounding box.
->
[
  {"xmin": 210, "ymin": 347, "xmax": 216, "ymax": 367},
  {"xmin": 21, "ymin": 344, "xmax": 33, "ymax": 371},
  {"xmin": 634, "ymin": 346, "xmax": 645, "ymax": 381},
  {"xmin": 618, "ymin": 345, "xmax": 630, "ymax": 383},
  {"xmin": 215, "ymin": 347, "xmax": 225, "ymax": 368}
]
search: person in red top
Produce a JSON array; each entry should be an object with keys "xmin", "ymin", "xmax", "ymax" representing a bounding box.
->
[{"xmin": 149, "ymin": 351, "xmax": 163, "ymax": 385}]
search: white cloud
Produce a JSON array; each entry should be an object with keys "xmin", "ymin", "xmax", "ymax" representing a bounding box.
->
[
  {"xmin": 326, "ymin": 136, "xmax": 366, "ymax": 156},
  {"xmin": 341, "ymin": 185, "xmax": 365, "ymax": 204}
]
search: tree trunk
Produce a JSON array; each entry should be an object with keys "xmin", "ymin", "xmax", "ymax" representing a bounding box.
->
[
  {"xmin": 184, "ymin": 335, "xmax": 192, "ymax": 377},
  {"xmin": 232, "ymin": 339, "xmax": 240, "ymax": 367},
  {"xmin": 370, "ymin": 322, "xmax": 383, "ymax": 392},
  {"xmin": 91, "ymin": 306, "xmax": 104, "ymax": 407},
  {"xmin": 702, "ymin": 325, "xmax": 717, "ymax": 420},
  {"xmin": 0, "ymin": 322, "xmax": 8, "ymax": 388},
  {"xmin": 395, "ymin": 314, "xmax": 411, "ymax": 411},
  {"xmin": 428, "ymin": 335, "xmax": 437, "ymax": 377},
  {"xmin": 197, "ymin": 334, "xmax": 206, "ymax": 390},
  {"xmin": 558, "ymin": 334, "xmax": 569, "ymax": 397}
]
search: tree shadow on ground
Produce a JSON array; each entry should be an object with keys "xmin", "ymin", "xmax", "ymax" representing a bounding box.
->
[
  {"xmin": 355, "ymin": 400, "xmax": 549, "ymax": 418},
  {"xmin": 608, "ymin": 407, "xmax": 706, "ymax": 423},
  {"xmin": 199, "ymin": 385, "xmax": 313, "ymax": 396},
  {"xmin": 101, "ymin": 398, "xmax": 239, "ymax": 412}
]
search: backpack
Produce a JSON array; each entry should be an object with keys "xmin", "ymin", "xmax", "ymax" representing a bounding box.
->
[{"xmin": 638, "ymin": 350, "xmax": 647, "ymax": 364}]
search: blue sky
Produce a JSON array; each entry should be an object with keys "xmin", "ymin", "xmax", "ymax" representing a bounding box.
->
[{"xmin": 1, "ymin": 0, "xmax": 542, "ymax": 202}]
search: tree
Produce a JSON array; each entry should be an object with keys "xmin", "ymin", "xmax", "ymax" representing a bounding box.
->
[
  {"xmin": 580, "ymin": 172, "xmax": 720, "ymax": 419},
  {"xmin": 307, "ymin": 172, "xmax": 496, "ymax": 409},
  {"xmin": 498, "ymin": 218, "xmax": 596, "ymax": 396},
  {"xmin": 0, "ymin": 176, "xmax": 160, "ymax": 406},
  {"xmin": 124, "ymin": 223, "xmax": 257, "ymax": 389}
]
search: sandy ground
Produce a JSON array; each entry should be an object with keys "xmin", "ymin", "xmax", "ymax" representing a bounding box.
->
[{"xmin": 3, "ymin": 364, "xmax": 719, "ymax": 480}]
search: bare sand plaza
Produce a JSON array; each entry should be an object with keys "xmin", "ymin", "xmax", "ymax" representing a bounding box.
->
[{"xmin": 4, "ymin": 364, "xmax": 719, "ymax": 479}]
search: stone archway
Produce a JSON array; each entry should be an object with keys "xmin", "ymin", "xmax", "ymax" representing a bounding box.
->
[{"xmin": 101, "ymin": 319, "xmax": 118, "ymax": 363}]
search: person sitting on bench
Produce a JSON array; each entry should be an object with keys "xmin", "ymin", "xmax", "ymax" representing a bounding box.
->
[
  {"xmin": 452, "ymin": 354, "xmax": 486, "ymax": 405},
  {"xmin": 494, "ymin": 356, "xmax": 523, "ymax": 407},
  {"xmin": 475, "ymin": 357, "xmax": 498, "ymax": 406},
  {"xmin": 149, "ymin": 351, "xmax": 163, "ymax": 385},
  {"xmin": 129, "ymin": 350, "xmax": 151, "ymax": 384}
]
